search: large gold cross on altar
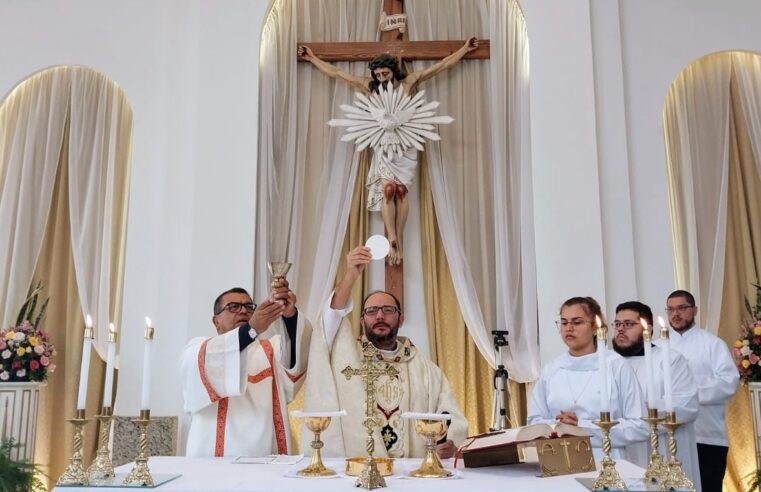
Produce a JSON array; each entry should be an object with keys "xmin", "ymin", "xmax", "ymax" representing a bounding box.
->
[
  {"xmin": 341, "ymin": 341, "xmax": 400, "ymax": 489},
  {"xmin": 298, "ymin": 0, "xmax": 490, "ymax": 305}
]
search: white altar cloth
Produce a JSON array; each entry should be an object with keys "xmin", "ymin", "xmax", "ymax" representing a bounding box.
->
[{"xmin": 54, "ymin": 456, "xmax": 645, "ymax": 491}]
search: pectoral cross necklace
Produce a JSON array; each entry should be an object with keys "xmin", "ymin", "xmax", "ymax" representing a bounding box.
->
[{"xmin": 565, "ymin": 370, "xmax": 594, "ymax": 405}]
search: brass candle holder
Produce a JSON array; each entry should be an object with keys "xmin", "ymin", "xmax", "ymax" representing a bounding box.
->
[
  {"xmin": 641, "ymin": 408, "xmax": 667, "ymax": 484},
  {"xmin": 661, "ymin": 411, "xmax": 695, "ymax": 492},
  {"xmin": 123, "ymin": 409, "xmax": 155, "ymax": 486},
  {"xmin": 592, "ymin": 411, "xmax": 627, "ymax": 490},
  {"xmin": 87, "ymin": 406, "xmax": 115, "ymax": 483},
  {"xmin": 56, "ymin": 409, "xmax": 91, "ymax": 486},
  {"xmin": 296, "ymin": 415, "xmax": 337, "ymax": 477},
  {"xmin": 408, "ymin": 417, "xmax": 452, "ymax": 478}
]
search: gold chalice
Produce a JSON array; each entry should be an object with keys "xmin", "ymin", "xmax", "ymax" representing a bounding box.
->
[
  {"xmin": 267, "ymin": 261, "xmax": 291, "ymax": 289},
  {"xmin": 403, "ymin": 412, "xmax": 452, "ymax": 478},
  {"xmin": 291, "ymin": 410, "xmax": 344, "ymax": 477}
]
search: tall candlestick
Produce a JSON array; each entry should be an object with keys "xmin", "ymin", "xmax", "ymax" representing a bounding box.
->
[
  {"xmin": 77, "ymin": 315, "xmax": 94, "ymax": 410},
  {"xmin": 642, "ymin": 319, "xmax": 657, "ymax": 408},
  {"xmin": 102, "ymin": 323, "xmax": 117, "ymax": 408},
  {"xmin": 596, "ymin": 316, "xmax": 610, "ymax": 413},
  {"xmin": 659, "ymin": 317, "xmax": 674, "ymax": 412},
  {"xmin": 141, "ymin": 318, "xmax": 154, "ymax": 410}
]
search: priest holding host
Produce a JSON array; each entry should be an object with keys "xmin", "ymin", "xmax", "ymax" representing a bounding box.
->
[
  {"xmin": 300, "ymin": 245, "xmax": 468, "ymax": 459},
  {"xmin": 180, "ymin": 283, "xmax": 312, "ymax": 457}
]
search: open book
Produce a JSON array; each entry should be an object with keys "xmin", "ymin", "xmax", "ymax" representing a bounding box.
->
[{"xmin": 459, "ymin": 423, "xmax": 589, "ymax": 453}]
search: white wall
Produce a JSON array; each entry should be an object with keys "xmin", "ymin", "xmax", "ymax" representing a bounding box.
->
[{"xmin": 3, "ymin": 0, "xmax": 761, "ymax": 452}]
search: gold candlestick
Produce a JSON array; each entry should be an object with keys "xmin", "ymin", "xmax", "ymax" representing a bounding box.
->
[
  {"xmin": 122, "ymin": 409, "xmax": 155, "ymax": 486},
  {"xmin": 56, "ymin": 409, "xmax": 90, "ymax": 486},
  {"xmin": 641, "ymin": 408, "xmax": 667, "ymax": 484},
  {"xmin": 409, "ymin": 418, "xmax": 452, "ymax": 478},
  {"xmin": 592, "ymin": 411, "xmax": 627, "ymax": 490},
  {"xmin": 297, "ymin": 415, "xmax": 336, "ymax": 477},
  {"xmin": 87, "ymin": 406, "xmax": 115, "ymax": 482},
  {"xmin": 661, "ymin": 411, "xmax": 695, "ymax": 491}
]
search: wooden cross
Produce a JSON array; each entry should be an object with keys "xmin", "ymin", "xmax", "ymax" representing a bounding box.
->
[{"xmin": 298, "ymin": 0, "xmax": 490, "ymax": 304}]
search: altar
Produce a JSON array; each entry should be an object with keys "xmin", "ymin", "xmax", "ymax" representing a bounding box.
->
[{"xmin": 53, "ymin": 456, "xmax": 645, "ymax": 492}]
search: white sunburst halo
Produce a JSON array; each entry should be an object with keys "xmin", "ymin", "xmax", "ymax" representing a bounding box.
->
[{"xmin": 327, "ymin": 84, "xmax": 453, "ymax": 162}]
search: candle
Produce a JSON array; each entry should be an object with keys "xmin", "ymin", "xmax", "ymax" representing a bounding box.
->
[
  {"xmin": 141, "ymin": 317, "xmax": 155, "ymax": 410},
  {"xmin": 77, "ymin": 315, "xmax": 94, "ymax": 410},
  {"xmin": 596, "ymin": 316, "xmax": 610, "ymax": 413},
  {"xmin": 102, "ymin": 323, "xmax": 117, "ymax": 408},
  {"xmin": 641, "ymin": 319, "xmax": 656, "ymax": 409},
  {"xmin": 658, "ymin": 317, "xmax": 674, "ymax": 412}
]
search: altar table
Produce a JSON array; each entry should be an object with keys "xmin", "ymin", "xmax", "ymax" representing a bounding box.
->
[{"xmin": 54, "ymin": 456, "xmax": 645, "ymax": 492}]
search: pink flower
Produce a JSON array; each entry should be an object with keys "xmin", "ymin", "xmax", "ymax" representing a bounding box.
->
[
  {"xmin": 1, "ymin": 349, "xmax": 10, "ymax": 359},
  {"xmin": 11, "ymin": 361, "xmax": 20, "ymax": 370},
  {"xmin": 29, "ymin": 360, "xmax": 40, "ymax": 370},
  {"xmin": 34, "ymin": 345, "xmax": 44, "ymax": 355},
  {"xmin": 40, "ymin": 356, "xmax": 49, "ymax": 367},
  {"xmin": 754, "ymin": 337, "xmax": 761, "ymax": 345},
  {"xmin": 732, "ymin": 347, "xmax": 742, "ymax": 359},
  {"xmin": 0, "ymin": 371, "xmax": 8, "ymax": 381},
  {"xmin": 15, "ymin": 369, "xmax": 25, "ymax": 378},
  {"xmin": 741, "ymin": 346, "xmax": 752, "ymax": 357},
  {"xmin": 0, "ymin": 341, "xmax": 5, "ymax": 350},
  {"xmin": 47, "ymin": 363, "xmax": 56, "ymax": 373}
]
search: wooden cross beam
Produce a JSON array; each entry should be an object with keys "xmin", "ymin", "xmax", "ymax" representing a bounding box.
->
[{"xmin": 298, "ymin": 0, "xmax": 490, "ymax": 305}]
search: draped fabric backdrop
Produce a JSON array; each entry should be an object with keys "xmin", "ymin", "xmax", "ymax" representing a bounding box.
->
[
  {"xmin": 0, "ymin": 66, "xmax": 132, "ymax": 486},
  {"xmin": 664, "ymin": 51, "xmax": 761, "ymax": 492}
]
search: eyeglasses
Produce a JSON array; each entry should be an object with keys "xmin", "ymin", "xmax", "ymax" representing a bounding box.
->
[
  {"xmin": 556, "ymin": 318, "xmax": 590, "ymax": 329},
  {"xmin": 217, "ymin": 302, "xmax": 256, "ymax": 315},
  {"xmin": 362, "ymin": 305, "xmax": 400, "ymax": 317},
  {"xmin": 613, "ymin": 320, "xmax": 641, "ymax": 331},
  {"xmin": 665, "ymin": 304, "xmax": 694, "ymax": 314}
]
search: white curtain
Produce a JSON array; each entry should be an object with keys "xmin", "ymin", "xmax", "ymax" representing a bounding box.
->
[
  {"xmin": 0, "ymin": 68, "xmax": 70, "ymax": 329},
  {"xmin": 664, "ymin": 56, "xmax": 732, "ymax": 333},
  {"xmin": 0, "ymin": 66, "xmax": 132, "ymax": 355},
  {"xmin": 255, "ymin": 0, "xmax": 381, "ymax": 321},
  {"xmin": 67, "ymin": 68, "xmax": 133, "ymax": 354},
  {"xmin": 407, "ymin": 0, "xmax": 540, "ymax": 382}
]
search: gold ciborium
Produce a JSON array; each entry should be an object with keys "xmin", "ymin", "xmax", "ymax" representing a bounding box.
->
[
  {"xmin": 267, "ymin": 261, "xmax": 292, "ymax": 289},
  {"xmin": 292, "ymin": 410, "xmax": 345, "ymax": 477},
  {"xmin": 403, "ymin": 412, "xmax": 452, "ymax": 478}
]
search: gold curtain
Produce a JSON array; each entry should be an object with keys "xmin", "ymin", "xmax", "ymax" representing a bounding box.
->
[
  {"xmin": 31, "ymin": 127, "xmax": 105, "ymax": 489},
  {"xmin": 717, "ymin": 70, "xmax": 761, "ymax": 492}
]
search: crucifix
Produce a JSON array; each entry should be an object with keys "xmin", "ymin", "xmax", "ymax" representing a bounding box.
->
[
  {"xmin": 298, "ymin": 0, "xmax": 490, "ymax": 306},
  {"xmin": 341, "ymin": 341, "xmax": 400, "ymax": 489}
]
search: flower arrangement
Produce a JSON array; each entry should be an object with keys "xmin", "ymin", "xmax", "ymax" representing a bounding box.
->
[
  {"xmin": 0, "ymin": 283, "xmax": 55, "ymax": 383},
  {"xmin": 733, "ymin": 282, "xmax": 761, "ymax": 383}
]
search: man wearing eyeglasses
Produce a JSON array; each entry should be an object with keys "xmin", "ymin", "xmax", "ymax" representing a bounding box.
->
[
  {"xmin": 300, "ymin": 245, "xmax": 467, "ymax": 460},
  {"xmin": 661, "ymin": 290, "xmax": 738, "ymax": 492},
  {"xmin": 180, "ymin": 283, "xmax": 312, "ymax": 457},
  {"xmin": 612, "ymin": 301, "xmax": 701, "ymax": 490}
]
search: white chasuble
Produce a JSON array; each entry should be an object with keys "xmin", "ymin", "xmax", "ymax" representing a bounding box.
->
[
  {"xmin": 300, "ymin": 298, "xmax": 467, "ymax": 458},
  {"xmin": 527, "ymin": 351, "xmax": 649, "ymax": 460},
  {"xmin": 180, "ymin": 316, "xmax": 311, "ymax": 457},
  {"xmin": 625, "ymin": 348, "xmax": 702, "ymax": 491}
]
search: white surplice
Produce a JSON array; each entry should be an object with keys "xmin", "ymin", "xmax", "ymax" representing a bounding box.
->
[
  {"xmin": 300, "ymin": 296, "xmax": 468, "ymax": 458},
  {"xmin": 179, "ymin": 317, "xmax": 311, "ymax": 457},
  {"xmin": 527, "ymin": 350, "xmax": 649, "ymax": 460},
  {"xmin": 624, "ymin": 347, "xmax": 702, "ymax": 491}
]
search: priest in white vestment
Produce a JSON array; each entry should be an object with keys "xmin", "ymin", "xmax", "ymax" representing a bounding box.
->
[
  {"xmin": 528, "ymin": 297, "xmax": 649, "ymax": 460},
  {"xmin": 180, "ymin": 285, "xmax": 312, "ymax": 457},
  {"xmin": 301, "ymin": 246, "xmax": 468, "ymax": 459},
  {"xmin": 612, "ymin": 301, "xmax": 701, "ymax": 491}
]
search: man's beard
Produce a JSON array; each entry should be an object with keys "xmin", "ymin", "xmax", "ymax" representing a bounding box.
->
[
  {"xmin": 612, "ymin": 335, "xmax": 645, "ymax": 357},
  {"xmin": 379, "ymin": 80, "xmax": 393, "ymax": 91},
  {"xmin": 364, "ymin": 321, "xmax": 400, "ymax": 348}
]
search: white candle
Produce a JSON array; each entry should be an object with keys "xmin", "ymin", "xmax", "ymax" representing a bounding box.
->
[
  {"xmin": 596, "ymin": 316, "xmax": 610, "ymax": 413},
  {"xmin": 659, "ymin": 317, "xmax": 674, "ymax": 412},
  {"xmin": 102, "ymin": 323, "xmax": 117, "ymax": 408},
  {"xmin": 77, "ymin": 315, "xmax": 94, "ymax": 410},
  {"xmin": 641, "ymin": 319, "xmax": 657, "ymax": 409},
  {"xmin": 141, "ymin": 317, "xmax": 154, "ymax": 410}
]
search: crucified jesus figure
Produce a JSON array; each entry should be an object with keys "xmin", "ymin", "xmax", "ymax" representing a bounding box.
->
[{"xmin": 298, "ymin": 37, "xmax": 478, "ymax": 265}]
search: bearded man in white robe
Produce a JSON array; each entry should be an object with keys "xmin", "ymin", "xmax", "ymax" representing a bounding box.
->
[
  {"xmin": 180, "ymin": 283, "xmax": 311, "ymax": 457},
  {"xmin": 612, "ymin": 301, "xmax": 701, "ymax": 491},
  {"xmin": 301, "ymin": 246, "xmax": 467, "ymax": 459}
]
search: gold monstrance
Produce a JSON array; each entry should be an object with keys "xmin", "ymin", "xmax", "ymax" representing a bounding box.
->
[{"xmin": 341, "ymin": 342, "xmax": 400, "ymax": 490}]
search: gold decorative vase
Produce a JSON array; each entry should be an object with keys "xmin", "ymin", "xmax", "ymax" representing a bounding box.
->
[{"xmin": 409, "ymin": 417, "xmax": 452, "ymax": 478}]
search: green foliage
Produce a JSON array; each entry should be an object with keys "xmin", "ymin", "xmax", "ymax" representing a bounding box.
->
[
  {"xmin": 748, "ymin": 469, "xmax": 761, "ymax": 492},
  {"xmin": 0, "ymin": 439, "xmax": 45, "ymax": 492},
  {"xmin": 14, "ymin": 281, "xmax": 49, "ymax": 329}
]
